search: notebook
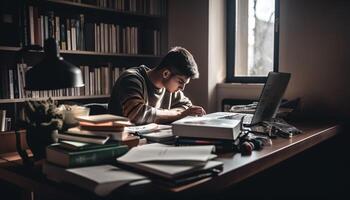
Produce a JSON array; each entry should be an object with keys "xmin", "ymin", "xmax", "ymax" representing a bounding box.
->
[{"xmin": 216, "ymin": 72, "xmax": 291, "ymax": 125}]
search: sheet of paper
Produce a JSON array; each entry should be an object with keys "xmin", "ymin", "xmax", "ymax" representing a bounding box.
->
[{"xmin": 125, "ymin": 123, "xmax": 172, "ymax": 134}]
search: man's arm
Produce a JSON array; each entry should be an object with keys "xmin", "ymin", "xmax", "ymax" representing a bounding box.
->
[{"xmin": 154, "ymin": 106, "xmax": 206, "ymax": 124}]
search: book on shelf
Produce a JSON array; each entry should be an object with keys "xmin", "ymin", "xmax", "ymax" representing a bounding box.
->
[
  {"xmin": 43, "ymin": 162, "xmax": 146, "ymax": 197},
  {"xmin": 116, "ymin": 143, "xmax": 222, "ymax": 181},
  {"xmin": 172, "ymin": 115, "xmax": 242, "ymax": 140},
  {"xmin": 46, "ymin": 143, "xmax": 129, "ymax": 168}
]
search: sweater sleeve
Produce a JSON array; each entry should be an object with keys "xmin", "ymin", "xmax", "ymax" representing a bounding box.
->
[
  {"xmin": 170, "ymin": 91, "xmax": 193, "ymax": 110},
  {"xmin": 118, "ymin": 76, "xmax": 157, "ymax": 125}
]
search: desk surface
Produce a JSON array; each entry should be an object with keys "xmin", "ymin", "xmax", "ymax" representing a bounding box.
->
[{"xmin": 0, "ymin": 122, "xmax": 340, "ymax": 199}]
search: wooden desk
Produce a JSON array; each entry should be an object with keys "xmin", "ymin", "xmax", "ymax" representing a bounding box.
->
[{"xmin": 0, "ymin": 123, "xmax": 340, "ymax": 199}]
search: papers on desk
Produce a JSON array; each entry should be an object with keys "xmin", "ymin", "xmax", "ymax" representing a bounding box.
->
[
  {"xmin": 116, "ymin": 143, "xmax": 222, "ymax": 182},
  {"xmin": 125, "ymin": 123, "xmax": 172, "ymax": 134},
  {"xmin": 125, "ymin": 123, "xmax": 174, "ymax": 143}
]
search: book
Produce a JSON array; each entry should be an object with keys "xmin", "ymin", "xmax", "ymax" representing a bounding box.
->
[
  {"xmin": 141, "ymin": 129, "xmax": 175, "ymax": 143},
  {"xmin": 57, "ymin": 131, "xmax": 110, "ymax": 144},
  {"xmin": 46, "ymin": 143, "xmax": 129, "ymax": 167},
  {"xmin": 43, "ymin": 163, "xmax": 146, "ymax": 196},
  {"xmin": 175, "ymin": 137, "xmax": 234, "ymax": 152},
  {"xmin": 58, "ymin": 140, "xmax": 122, "ymax": 151},
  {"xmin": 79, "ymin": 121, "xmax": 126, "ymax": 132},
  {"xmin": 120, "ymin": 134, "xmax": 142, "ymax": 148},
  {"xmin": 75, "ymin": 114, "xmax": 129, "ymax": 123},
  {"xmin": 66, "ymin": 127, "xmax": 129, "ymax": 141},
  {"xmin": 117, "ymin": 143, "xmax": 216, "ymax": 163},
  {"xmin": 116, "ymin": 144, "xmax": 222, "ymax": 180},
  {"xmin": 172, "ymin": 116, "xmax": 242, "ymax": 140},
  {"xmin": 120, "ymin": 159, "xmax": 223, "ymax": 180}
]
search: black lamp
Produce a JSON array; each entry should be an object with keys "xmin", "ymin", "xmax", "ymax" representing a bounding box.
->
[
  {"xmin": 15, "ymin": 38, "xmax": 84, "ymax": 165},
  {"xmin": 25, "ymin": 38, "xmax": 84, "ymax": 90}
]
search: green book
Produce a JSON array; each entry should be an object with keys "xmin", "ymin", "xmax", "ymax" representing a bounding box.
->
[
  {"xmin": 58, "ymin": 140, "xmax": 121, "ymax": 151},
  {"xmin": 46, "ymin": 143, "xmax": 129, "ymax": 168}
]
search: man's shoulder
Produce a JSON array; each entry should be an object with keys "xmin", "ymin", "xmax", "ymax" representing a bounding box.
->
[
  {"xmin": 122, "ymin": 65, "xmax": 148, "ymax": 78},
  {"xmin": 118, "ymin": 65, "xmax": 148, "ymax": 85}
]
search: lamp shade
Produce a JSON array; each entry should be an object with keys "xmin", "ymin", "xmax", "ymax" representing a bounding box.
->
[{"xmin": 25, "ymin": 38, "xmax": 84, "ymax": 90}]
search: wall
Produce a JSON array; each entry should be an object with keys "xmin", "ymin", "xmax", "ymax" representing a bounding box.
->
[
  {"xmin": 168, "ymin": 0, "xmax": 209, "ymax": 110},
  {"xmin": 279, "ymin": 0, "xmax": 350, "ymax": 120},
  {"xmin": 218, "ymin": 0, "xmax": 350, "ymax": 120},
  {"xmin": 169, "ymin": 0, "xmax": 350, "ymax": 120}
]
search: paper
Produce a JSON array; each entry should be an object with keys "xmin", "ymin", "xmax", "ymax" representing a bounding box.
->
[
  {"xmin": 117, "ymin": 144, "xmax": 216, "ymax": 163},
  {"xmin": 125, "ymin": 123, "xmax": 172, "ymax": 134}
]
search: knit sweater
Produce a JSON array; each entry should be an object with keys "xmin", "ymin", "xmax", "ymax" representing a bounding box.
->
[{"xmin": 108, "ymin": 65, "xmax": 192, "ymax": 125}]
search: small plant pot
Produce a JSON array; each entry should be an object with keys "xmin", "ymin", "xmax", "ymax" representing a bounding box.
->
[{"xmin": 26, "ymin": 126, "xmax": 58, "ymax": 160}]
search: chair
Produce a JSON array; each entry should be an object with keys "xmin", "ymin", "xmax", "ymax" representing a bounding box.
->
[{"xmin": 83, "ymin": 103, "xmax": 108, "ymax": 115}]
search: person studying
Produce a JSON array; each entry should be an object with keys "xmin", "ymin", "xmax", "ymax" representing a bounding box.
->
[{"xmin": 108, "ymin": 47, "xmax": 206, "ymax": 125}]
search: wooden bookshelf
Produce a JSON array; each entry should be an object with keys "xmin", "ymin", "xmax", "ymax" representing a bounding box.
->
[
  {"xmin": 0, "ymin": 46, "xmax": 162, "ymax": 58},
  {"xmin": 0, "ymin": 95, "xmax": 111, "ymax": 104},
  {"xmin": 45, "ymin": 0, "xmax": 166, "ymax": 18},
  {"xmin": 0, "ymin": 0, "xmax": 168, "ymax": 142}
]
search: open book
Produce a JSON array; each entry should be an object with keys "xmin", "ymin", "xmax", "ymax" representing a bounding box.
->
[{"xmin": 116, "ymin": 144, "xmax": 222, "ymax": 180}]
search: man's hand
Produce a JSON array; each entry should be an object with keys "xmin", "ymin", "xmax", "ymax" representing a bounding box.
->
[{"xmin": 181, "ymin": 105, "xmax": 206, "ymax": 117}]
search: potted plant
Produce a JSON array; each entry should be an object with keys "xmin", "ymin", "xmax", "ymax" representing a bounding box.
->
[{"xmin": 24, "ymin": 98, "xmax": 63, "ymax": 160}]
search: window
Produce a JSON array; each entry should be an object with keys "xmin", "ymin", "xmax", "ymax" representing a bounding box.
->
[{"xmin": 227, "ymin": 0, "xmax": 280, "ymax": 83}]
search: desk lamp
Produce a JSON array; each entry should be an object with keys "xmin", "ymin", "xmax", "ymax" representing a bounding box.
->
[{"xmin": 15, "ymin": 38, "xmax": 84, "ymax": 165}]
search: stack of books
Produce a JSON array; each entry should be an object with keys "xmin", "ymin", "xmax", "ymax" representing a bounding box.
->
[
  {"xmin": 57, "ymin": 114, "xmax": 142, "ymax": 148},
  {"xmin": 46, "ymin": 114, "xmax": 142, "ymax": 168},
  {"xmin": 172, "ymin": 113, "xmax": 243, "ymax": 152},
  {"xmin": 116, "ymin": 143, "xmax": 223, "ymax": 186}
]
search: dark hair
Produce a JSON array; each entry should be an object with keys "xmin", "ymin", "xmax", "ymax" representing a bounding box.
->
[{"xmin": 156, "ymin": 47, "xmax": 199, "ymax": 79}]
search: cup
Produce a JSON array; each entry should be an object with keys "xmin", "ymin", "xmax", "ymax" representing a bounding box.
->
[{"xmin": 0, "ymin": 110, "xmax": 6, "ymax": 132}]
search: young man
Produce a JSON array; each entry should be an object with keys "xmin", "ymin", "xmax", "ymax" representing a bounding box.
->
[{"xmin": 108, "ymin": 47, "xmax": 206, "ymax": 125}]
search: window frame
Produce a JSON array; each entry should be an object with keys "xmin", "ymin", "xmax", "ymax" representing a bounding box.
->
[{"xmin": 226, "ymin": 0, "xmax": 280, "ymax": 83}]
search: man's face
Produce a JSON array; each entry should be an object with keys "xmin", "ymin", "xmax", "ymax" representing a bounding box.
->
[{"xmin": 163, "ymin": 73, "xmax": 190, "ymax": 93}]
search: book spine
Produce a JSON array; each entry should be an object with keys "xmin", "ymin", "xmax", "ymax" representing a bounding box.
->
[{"xmin": 68, "ymin": 146, "xmax": 128, "ymax": 167}]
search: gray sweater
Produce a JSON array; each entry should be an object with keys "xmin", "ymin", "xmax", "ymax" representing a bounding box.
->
[{"xmin": 108, "ymin": 65, "xmax": 192, "ymax": 125}]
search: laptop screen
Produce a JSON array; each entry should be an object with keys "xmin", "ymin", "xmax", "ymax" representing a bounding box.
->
[{"xmin": 251, "ymin": 72, "xmax": 291, "ymax": 124}]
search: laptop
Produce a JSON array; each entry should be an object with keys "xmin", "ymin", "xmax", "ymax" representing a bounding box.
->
[{"xmin": 213, "ymin": 72, "xmax": 291, "ymax": 125}]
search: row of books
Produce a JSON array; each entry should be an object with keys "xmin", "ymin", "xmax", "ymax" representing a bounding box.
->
[
  {"xmin": 65, "ymin": 0, "xmax": 166, "ymax": 16},
  {"xmin": 0, "ymin": 63, "xmax": 125, "ymax": 99},
  {"xmin": 27, "ymin": 7, "xmax": 161, "ymax": 55}
]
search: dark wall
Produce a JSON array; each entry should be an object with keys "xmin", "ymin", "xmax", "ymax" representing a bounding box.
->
[{"xmin": 280, "ymin": 0, "xmax": 350, "ymax": 121}]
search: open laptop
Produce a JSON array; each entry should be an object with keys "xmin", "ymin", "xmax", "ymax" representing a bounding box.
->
[{"xmin": 212, "ymin": 72, "xmax": 291, "ymax": 125}]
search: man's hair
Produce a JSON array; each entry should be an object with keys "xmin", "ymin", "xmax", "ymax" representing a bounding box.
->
[{"xmin": 155, "ymin": 47, "xmax": 199, "ymax": 79}]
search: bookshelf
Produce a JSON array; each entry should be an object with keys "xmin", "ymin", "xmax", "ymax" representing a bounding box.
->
[{"xmin": 0, "ymin": 0, "xmax": 168, "ymax": 139}]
